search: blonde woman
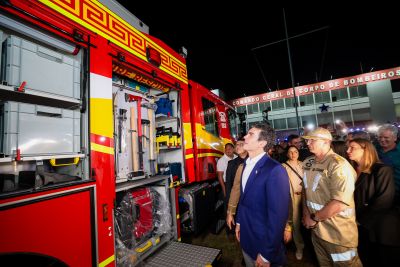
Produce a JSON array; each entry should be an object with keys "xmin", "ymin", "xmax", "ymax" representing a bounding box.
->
[{"xmin": 347, "ymin": 138, "xmax": 396, "ymax": 266}]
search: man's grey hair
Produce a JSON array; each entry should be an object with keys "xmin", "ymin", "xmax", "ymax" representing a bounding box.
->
[
  {"xmin": 250, "ymin": 123, "xmax": 276, "ymax": 152},
  {"xmin": 378, "ymin": 124, "xmax": 398, "ymax": 138}
]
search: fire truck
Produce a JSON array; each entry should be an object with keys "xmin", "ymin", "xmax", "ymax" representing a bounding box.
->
[{"xmin": 0, "ymin": 0, "xmax": 238, "ymax": 266}]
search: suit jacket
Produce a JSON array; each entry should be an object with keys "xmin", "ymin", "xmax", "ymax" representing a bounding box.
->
[
  {"xmin": 227, "ymin": 163, "xmax": 244, "ymax": 215},
  {"xmin": 225, "ymin": 156, "xmax": 246, "ymax": 203},
  {"xmin": 354, "ymin": 162, "xmax": 399, "ymax": 245},
  {"xmin": 236, "ymin": 155, "xmax": 290, "ymax": 265}
]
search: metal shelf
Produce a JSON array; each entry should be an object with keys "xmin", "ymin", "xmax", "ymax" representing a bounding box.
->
[
  {"xmin": 0, "ymin": 158, "xmax": 12, "ymax": 163},
  {"xmin": 158, "ymin": 146, "xmax": 181, "ymax": 151},
  {"xmin": 0, "ymin": 154, "xmax": 85, "ymax": 162},
  {"xmin": 0, "ymin": 84, "xmax": 81, "ymax": 109},
  {"xmin": 155, "ymin": 116, "xmax": 179, "ymax": 124},
  {"xmin": 116, "ymin": 175, "xmax": 169, "ymax": 192},
  {"xmin": 21, "ymin": 154, "xmax": 85, "ymax": 161}
]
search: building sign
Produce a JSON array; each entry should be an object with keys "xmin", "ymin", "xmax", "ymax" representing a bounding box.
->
[{"xmin": 231, "ymin": 67, "xmax": 400, "ymax": 106}]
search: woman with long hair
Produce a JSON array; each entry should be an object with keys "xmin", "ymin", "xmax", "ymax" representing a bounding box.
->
[
  {"xmin": 282, "ymin": 145, "xmax": 305, "ymax": 260},
  {"xmin": 347, "ymin": 138, "xmax": 395, "ymax": 266}
]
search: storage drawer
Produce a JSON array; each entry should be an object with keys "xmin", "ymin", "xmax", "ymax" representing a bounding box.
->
[
  {"xmin": 2, "ymin": 35, "xmax": 80, "ymax": 99},
  {"xmin": 1, "ymin": 101, "xmax": 80, "ymax": 156}
]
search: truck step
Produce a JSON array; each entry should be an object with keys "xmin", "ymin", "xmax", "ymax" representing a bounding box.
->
[{"xmin": 145, "ymin": 241, "xmax": 221, "ymax": 267}]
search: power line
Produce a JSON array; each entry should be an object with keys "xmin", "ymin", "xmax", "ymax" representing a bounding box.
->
[
  {"xmin": 252, "ymin": 51, "xmax": 271, "ymax": 91},
  {"xmin": 251, "ymin": 25, "xmax": 330, "ymax": 51}
]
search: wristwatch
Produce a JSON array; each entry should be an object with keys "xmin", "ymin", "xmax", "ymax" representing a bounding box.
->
[{"xmin": 310, "ymin": 213, "xmax": 320, "ymax": 222}]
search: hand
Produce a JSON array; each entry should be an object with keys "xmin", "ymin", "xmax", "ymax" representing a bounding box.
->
[
  {"xmin": 255, "ymin": 254, "xmax": 270, "ymax": 267},
  {"xmin": 235, "ymin": 224, "xmax": 240, "ymax": 242},
  {"xmin": 302, "ymin": 213, "xmax": 318, "ymax": 229},
  {"xmin": 226, "ymin": 213, "xmax": 235, "ymax": 230},
  {"xmin": 283, "ymin": 230, "xmax": 292, "ymax": 244}
]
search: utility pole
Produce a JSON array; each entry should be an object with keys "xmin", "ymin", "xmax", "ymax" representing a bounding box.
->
[
  {"xmin": 283, "ymin": 9, "xmax": 300, "ymax": 134},
  {"xmin": 251, "ymin": 13, "xmax": 329, "ymax": 135}
]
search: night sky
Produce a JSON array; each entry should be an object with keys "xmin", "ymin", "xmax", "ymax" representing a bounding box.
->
[{"xmin": 119, "ymin": 4, "xmax": 400, "ymax": 101}]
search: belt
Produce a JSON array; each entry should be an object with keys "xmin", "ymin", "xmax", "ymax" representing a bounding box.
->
[{"xmin": 294, "ymin": 192, "xmax": 302, "ymax": 195}]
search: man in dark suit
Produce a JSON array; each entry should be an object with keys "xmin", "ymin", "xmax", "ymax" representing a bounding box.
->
[{"xmin": 236, "ymin": 123, "xmax": 290, "ymax": 267}]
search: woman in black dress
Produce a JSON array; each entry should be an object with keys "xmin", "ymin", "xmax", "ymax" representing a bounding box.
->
[{"xmin": 347, "ymin": 138, "xmax": 396, "ymax": 266}]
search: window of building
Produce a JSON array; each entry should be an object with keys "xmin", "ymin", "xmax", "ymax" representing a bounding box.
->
[
  {"xmin": 331, "ymin": 88, "xmax": 348, "ymax": 101},
  {"xmin": 299, "ymin": 94, "xmax": 314, "ymax": 106},
  {"xmin": 334, "ymin": 110, "xmax": 352, "ymax": 123},
  {"xmin": 317, "ymin": 112, "xmax": 332, "ymax": 126},
  {"xmin": 352, "ymin": 108, "xmax": 371, "ymax": 121},
  {"xmin": 349, "ymin": 85, "xmax": 367, "ymax": 98},
  {"xmin": 235, "ymin": 105, "xmax": 246, "ymax": 114},
  {"xmin": 202, "ymin": 97, "xmax": 219, "ymax": 136},
  {"xmin": 358, "ymin": 85, "xmax": 367, "ymax": 97},
  {"xmin": 301, "ymin": 115, "xmax": 317, "ymax": 128},
  {"xmin": 273, "ymin": 118, "xmax": 287, "ymax": 130},
  {"xmin": 391, "ymin": 79, "xmax": 400, "ymax": 93},
  {"xmin": 259, "ymin": 102, "xmax": 271, "ymax": 113},
  {"xmin": 287, "ymin": 117, "xmax": 299, "ymax": 129},
  {"xmin": 314, "ymin": 91, "xmax": 330, "ymax": 103},
  {"xmin": 285, "ymin": 97, "xmax": 296, "ymax": 108},
  {"xmin": 247, "ymin": 103, "xmax": 259, "ymax": 115},
  {"xmin": 271, "ymin": 99, "xmax": 285, "ymax": 110}
]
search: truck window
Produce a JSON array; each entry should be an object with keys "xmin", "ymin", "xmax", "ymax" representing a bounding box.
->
[
  {"xmin": 201, "ymin": 97, "xmax": 219, "ymax": 136},
  {"xmin": 227, "ymin": 109, "xmax": 238, "ymax": 139}
]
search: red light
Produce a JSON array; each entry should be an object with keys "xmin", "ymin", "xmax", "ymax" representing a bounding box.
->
[{"xmin": 146, "ymin": 47, "xmax": 161, "ymax": 67}]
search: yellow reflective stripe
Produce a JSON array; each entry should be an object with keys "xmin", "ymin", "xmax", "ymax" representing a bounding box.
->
[
  {"xmin": 90, "ymin": 98, "xmax": 113, "ymax": 138},
  {"xmin": 198, "ymin": 153, "xmax": 222, "ymax": 158},
  {"xmin": 99, "ymin": 254, "xmax": 115, "ymax": 267},
  {"xmin": 91, "ymin": 143, "xmax": 114, "ymax": 155},
  {"xmin": 183, "ymin": 123, "xmax": 193, "ymax": 149},
  {"xmin": 185, "ymin": 154, "xmax": 194, "ymax": 159}
]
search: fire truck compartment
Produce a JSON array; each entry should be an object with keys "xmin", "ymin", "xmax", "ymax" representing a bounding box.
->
[
  {"xmin": 0, "ymin": 101, "xmax": 81, "ymax": 156},
  {"xmin": 1, "ymin": 35, "xmax": 81, "ymax": 100}
]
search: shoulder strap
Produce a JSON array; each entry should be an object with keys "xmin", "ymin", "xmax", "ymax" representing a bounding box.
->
[{"xmin": 283, "ymin": 162, "xmax": 303, "ymax": 181}]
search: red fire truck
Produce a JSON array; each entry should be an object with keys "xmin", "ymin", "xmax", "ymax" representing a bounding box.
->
[{"xmin": 0, "ymin": 0, "xmax": 238, "ymax": 266}]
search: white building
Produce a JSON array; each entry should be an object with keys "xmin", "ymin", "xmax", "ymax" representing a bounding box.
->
[{"xmin": 231, "ymin": 66, "xmax": 400, "ymax": 139}]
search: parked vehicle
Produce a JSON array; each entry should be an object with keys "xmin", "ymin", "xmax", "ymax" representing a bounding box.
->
[{"xmin": 0, "ymin": 1, "xmax": 237, "ymax": 266}]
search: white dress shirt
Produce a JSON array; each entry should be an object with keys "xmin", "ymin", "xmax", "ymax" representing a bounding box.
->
[
  {"xmin": 239, "ymin": 151, "xmax": 269, "ymax": 263},
  {"xmin": 241, "ymin": 152, "xmax": 266, "ymax": 191},
  {"xmin": 217, "ymin": 154, "xmax": 237, "ymax": 182}
]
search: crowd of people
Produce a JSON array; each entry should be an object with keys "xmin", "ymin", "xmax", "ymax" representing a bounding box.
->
[{"xmin": 218, "ymin": 123, "xmax": 400, "ymax": 267}]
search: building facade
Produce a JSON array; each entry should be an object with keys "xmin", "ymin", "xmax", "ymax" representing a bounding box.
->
[{"xmin": 231, "ymin": 67, "xmax": 400, "ymax": 139}]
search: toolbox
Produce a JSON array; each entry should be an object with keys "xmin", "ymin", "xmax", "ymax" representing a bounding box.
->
[
  {"xmin": 2, "ymin": 35, "xmax": 80, "ymax": 99},
  {"xmin": 0, "ymin": 101, "xmax": 80, "ymax": 156}
]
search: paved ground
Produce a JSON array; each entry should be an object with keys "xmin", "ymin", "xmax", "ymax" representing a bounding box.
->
[{"xmin": 183, "ymin": 226, "xmax": 318, "ymax": 267}]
